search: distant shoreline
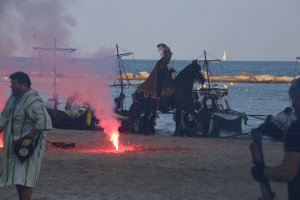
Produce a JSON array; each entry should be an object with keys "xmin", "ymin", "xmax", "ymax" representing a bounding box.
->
[
  {"xmin": 0, "ymin": 56, "xmax": 297, "ymax": 62},
  {"xmin": 121, "ymin": 72, "xmax": 297, "ymax": 84}
]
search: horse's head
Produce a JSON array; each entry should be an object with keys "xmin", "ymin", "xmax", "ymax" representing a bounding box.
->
[
  {"xmin": 175, "ymin": 60, "xmax": 205, "ymax": 85},
  {"xmin": 190, "ymin": 60, "xmax": 205, "ymax": 85},
  {"xmin": 170, "ymin": 61, "xmax": 206, "ymax": 108}
]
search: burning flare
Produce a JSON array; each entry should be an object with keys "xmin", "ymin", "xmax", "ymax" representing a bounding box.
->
[
  {"xmin": 110, "ymin": 131, "xmax": 119, "ymax": 151},
  {"xmin": 0, "ymin": 135, "xmax": 3, "ymax": 148},
  {"xmin": 99, "ymin": 117, "xmax": 121, "ymax": 151}
]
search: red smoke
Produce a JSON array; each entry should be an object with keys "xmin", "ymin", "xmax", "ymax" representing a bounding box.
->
[
  {"xmin": 0, "ymin": 0, "xmax": 123, "ymax": 151},
  {"xmin": 31, "ymin": 51, "xmax": 122, "ymax": 150},
  {"xmin": 0, "ymin": 134, "xmax": 3, "ymax": 148},
  {"xmin": 0, "ymin": 0, "xmax": 76, "ymax": 57}
]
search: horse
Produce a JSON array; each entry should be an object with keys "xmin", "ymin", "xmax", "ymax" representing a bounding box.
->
[
  {"xmin": 172, "ymin": 61, "xmax": 205, "ymax": 136},
  {"xmin": 126, "ymin": 60, "xmax": 205, "ymax": 135}
]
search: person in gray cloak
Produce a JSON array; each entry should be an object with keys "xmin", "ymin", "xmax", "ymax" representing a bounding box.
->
[{"xmin": 0, "ymin": 72, "xmax": 52, "ymax": 200}]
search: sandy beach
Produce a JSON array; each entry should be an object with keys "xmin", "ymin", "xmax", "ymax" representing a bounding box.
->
[{"xmin": 0, "ymin": 129, "xmax": 287, "ymax": 200}]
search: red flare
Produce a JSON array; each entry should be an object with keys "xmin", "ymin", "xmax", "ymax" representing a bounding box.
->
[
  {"xmin": 0, "ymin": 134, "xmax": 3, "ymax": 148},
  {"xmin": 109, "ymin": 131, "xmax": 119, "ymax": 151}
]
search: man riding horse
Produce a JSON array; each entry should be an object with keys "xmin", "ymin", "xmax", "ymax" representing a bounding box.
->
[
  {"xmin": 128, "ymin": 43, "xmax": 175, "ymax": 134},
  {"xmin": 127, "ymin": 44, "xmax": 205, "ymax": 136},
  {"xmin": 136, "ymin": 43, "xmax": 175, "ymax": 100}
]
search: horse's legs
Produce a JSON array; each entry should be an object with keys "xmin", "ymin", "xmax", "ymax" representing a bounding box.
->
[
  {"xmin": 128, "ymin": 102, "xmax": 142, "ymax": 133},
  {"xmin": 147, "ymin": 110, "xmax": 156, "ymax": 135},
  {"xmin": 143, "ymin": 108, "xmax": 153, "ymax": 135},
  {"xmin": 175, "ymin": 106, "xmax": 183, "ymax": 136}
]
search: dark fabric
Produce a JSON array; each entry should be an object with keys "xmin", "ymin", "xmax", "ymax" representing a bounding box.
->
[
  {"xmin": 137, "ymin": 60, "xmax": 172, "ymax": 99},
  {"xmin": 157, "ymin": 65, "xmax": 172, "ymax": 98},
  {"xmin": 197, "ymin": 110, "xmax": 212, "ymax": 135},
  {"xmin": 284, "ymin": 119, "xmax": 300, "ymax": 200},
  {"xmin": 46, "ymin": 108, "xmax": 98, "ymax": 130},
  {"xmin": 184, "ymin": 112, "xmax": 197, "ymax": 137},
  {"xmin": 128, "ymin": 92, "xmax": 157, "ymax": 134},
  {"xmin": 137, "ymin": 60, "xmax": 160, "ymax": 99},
  {"xmin": 261, "ymin": 122, "xmax": 284, "ymax": 140},
  {"xmin": 251, "ymin": 162, "xmax": 267, "ymax": 183},
  {"xmin": 212, "ymin": 114, "xmax": 242, "ymax": 136}
]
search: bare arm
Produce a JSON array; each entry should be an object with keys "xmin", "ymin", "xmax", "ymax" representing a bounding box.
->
[{"xmin": 264, "ymin": 152, "xmax": 300, "ymax": 182}]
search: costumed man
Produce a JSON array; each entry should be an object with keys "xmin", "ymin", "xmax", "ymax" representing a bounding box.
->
[
  {"xmin": 136, "ymin": 43, "xmax": 174, "ymax": 100},
  {"xmin": 0, "ymin": 72, "xmax": 52, "ymax": 200},
  {"xmin": 129, "ymin": 43, "xmax": 175, "ymax": 134},
  {"xmin": 251, "ymin": 78, "xmax": 300, "ymax": 200}
]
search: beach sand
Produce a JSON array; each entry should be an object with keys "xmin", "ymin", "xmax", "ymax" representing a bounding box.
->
[{"xmin": 0, "ymin": 129, "xmax": 286, "ymax": 200}]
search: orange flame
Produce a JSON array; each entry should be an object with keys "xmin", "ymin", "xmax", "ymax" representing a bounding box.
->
[
  {"xmin": 0, "ymin": 134, "xmax": 3, "ymax": 148},
  {"xmin": 99, "ymin": 117, "xmax": 121, "ymax": 151},
  {"xmin": 110, "ymin": 131, "xmax": 119, "ymax": 151}
]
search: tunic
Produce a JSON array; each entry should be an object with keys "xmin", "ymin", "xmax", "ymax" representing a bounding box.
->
[{"xmin": 0, "ymin": 89, "xmax": 52, "ymax": 187}]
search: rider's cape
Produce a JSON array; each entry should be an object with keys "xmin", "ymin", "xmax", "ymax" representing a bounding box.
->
[{"xmin": 136, "ymin": 60, "xmax": 162, "ymax": 99}]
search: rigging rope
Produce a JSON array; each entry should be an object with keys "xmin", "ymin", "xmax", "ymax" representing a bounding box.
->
[{"xmin": 196, "ymin": 52, "xmax": 204, "ymax": 60}]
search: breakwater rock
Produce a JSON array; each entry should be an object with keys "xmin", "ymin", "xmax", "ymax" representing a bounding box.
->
[{"xmin": 121, "ymin": 72, "xmax": 297, "ymax": 83}]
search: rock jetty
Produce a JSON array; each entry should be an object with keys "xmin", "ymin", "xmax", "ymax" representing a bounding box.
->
[{"xmin": 121, "ymin": 71, "xmax": 297, "ymax": 83}]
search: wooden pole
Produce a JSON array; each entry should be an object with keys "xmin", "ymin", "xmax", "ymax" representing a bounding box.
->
[
  {"xmin": 204, "ymin": 51, "xmax": 211, "ymax": 90},
  {"xmin": 116, "ymin": 44, "xmax": 124, "ymax": 111},
  {"xmin": 54, "ymin": 38, "xmax": 58, "ymax": 110}
]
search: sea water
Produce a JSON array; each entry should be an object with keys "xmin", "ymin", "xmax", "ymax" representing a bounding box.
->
[
  {"xmin": 119, "ymin": 60, "xmax": 298, "ymax": 134},
  {"xmin": 1, "ymin": 58, "xmax": 299, "ymax": 135}
]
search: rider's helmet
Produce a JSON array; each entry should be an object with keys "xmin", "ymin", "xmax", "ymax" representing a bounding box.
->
[{"xmin": 157, "ymin": 43, "xmax": 172, "ymax": 63}]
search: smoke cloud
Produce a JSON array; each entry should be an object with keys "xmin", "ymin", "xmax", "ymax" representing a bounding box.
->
[
  {"xmin": 0, "ymin": 0, "xmax": 122, "ymax": 149},
  {"xmin": 0, "ymin": 0, "xmax": 76, "ymax": 56}
]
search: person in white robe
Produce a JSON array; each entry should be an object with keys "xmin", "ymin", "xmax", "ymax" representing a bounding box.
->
[{"xmin": 0, "ymin": 72, "xmax": 52, "ymax": 200}]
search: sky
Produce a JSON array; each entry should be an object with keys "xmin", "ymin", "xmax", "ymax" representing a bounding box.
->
[
  {"xmin": 66, "ymin": 0, "xmax": 300, "ymax": 61},
  {"xmin": 0, "ymin": 0, "xmax": 299, "ymax": 61}
]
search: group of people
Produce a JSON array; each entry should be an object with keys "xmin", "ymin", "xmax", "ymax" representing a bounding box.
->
[
  {"xmin": 0, "ymin": 60, "xmax": 300, "ymax": 199},
  {"xmin": 175, "ymin": 90, "xmax": 230, "ymax": 137}
]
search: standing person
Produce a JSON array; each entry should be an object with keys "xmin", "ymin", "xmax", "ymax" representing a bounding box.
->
[
  {"xmin": 251, "ymin": 78, "xmax": 300, "ymax": 200},
  {"xmin": 0, "ymin": 72, "xmax": 52, "ymax": 200}
]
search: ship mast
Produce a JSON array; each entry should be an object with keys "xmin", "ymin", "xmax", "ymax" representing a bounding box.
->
[
  {"xmin": 204, "ymin": 50, "xmax": 211, "ymax": 90},
  {"xmin": 115, "ymin": 44, "xmax": 133, "ymax": 111},
  {"xmin": 33, "ymin": 38, "xmax": 76, "ymax": 110},
  {"xmin": 199, "ymin": 50, "xmax": 221, "ymax": 91},
  {"xmin": 54, "ymin": 38, "xmax": 57, "ymax": 109},
  {"xmin": 116, "ymin": 44, "xmax": 124, "ymax": 111}
]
